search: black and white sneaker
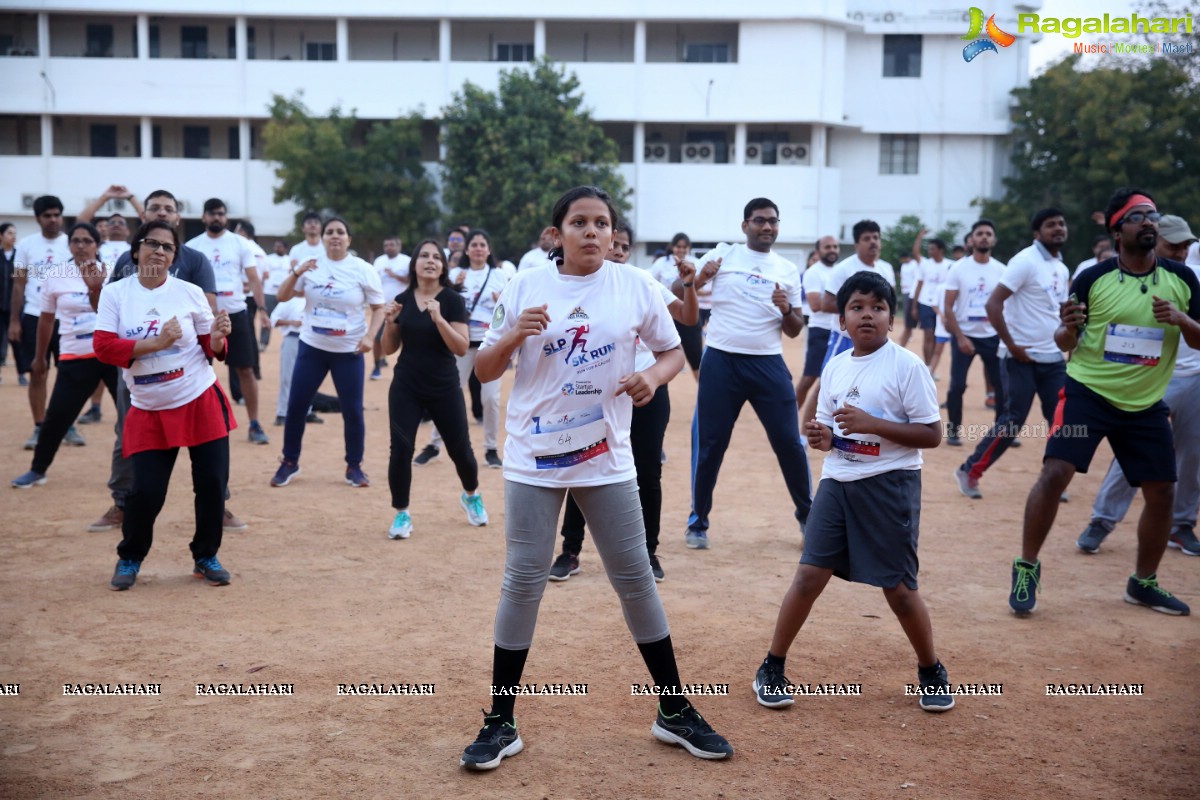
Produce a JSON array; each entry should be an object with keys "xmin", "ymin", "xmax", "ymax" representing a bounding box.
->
[
  {"xmin": 648, "ymin": 553, "xmax": 665, "ymax": 582},
  {"xmin": 651, "ymin": 704, "xmax": 733, "ymax": 760},
  {"xmin": 752, "ymin": 659, "xmax": 794, "ymax": 708},
  {"xmin": 485, "ymin": 449, "xmax": 503, "ymax": 469},
  {"xmin": 460, "ymin": 713, "xmax": 523, "ymax": 770},
  {"xmin": 548, "ymin": 552, "xmax": 580, "ymax": 581},
  {"xmin": 917, "ymin": 661, "xmax": 956, "ymax": 712},
  {"xmin": 413, "ymin": 445, "xmax": 440, "ymax": 466}
]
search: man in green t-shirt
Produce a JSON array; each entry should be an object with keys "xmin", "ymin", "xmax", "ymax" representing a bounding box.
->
[{"xmin": 1009, "ymin": 188, "xmax": 1200, "ymax": 617}]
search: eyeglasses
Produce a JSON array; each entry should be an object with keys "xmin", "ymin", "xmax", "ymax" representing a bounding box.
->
[
  {"xmin": 1121, "ymin": 211, "xmax": 1162, "ymax": 226},
  {"xmin": 69, "ymin": 237, "xmax": 97, "ymax": 246},
  {"xmin": 748, "ymin": 216, "xmax": 781, "ymax": 227},
  {"xmin": 139, "ymin": 239, "xmax": 177, "ymax": 254}
]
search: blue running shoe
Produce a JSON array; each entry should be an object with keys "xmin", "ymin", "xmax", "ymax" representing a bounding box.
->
[
  {"xmin": 685, "ymin": 528, "xmax": 709, "ymax": 550},
  {"xmin": 110, "ymin": 559, "xmax": 141, "ymax": 591},
  {"xmin": 11, "ymin": 470, "xmax": 46, "ymax": 489},
  {"xmin": 193, "ymin": 556, "xmax": 231, "ymax": 586}
]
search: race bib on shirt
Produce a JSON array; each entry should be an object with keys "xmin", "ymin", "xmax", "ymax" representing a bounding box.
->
[
  {"xmin": 311, "ymin": 303, "xmax": 349, "ymax": 336},
  {"xmin": 966, "ymin": 285, "xmax": 989, "ymax": 321},
  {"xmin": 529, "ymin": 403, "xmax": 610, "ymax": 469},
  {"xmin": 1103, "ymin": 324, "xmax": 1163, "ymax": 366}
]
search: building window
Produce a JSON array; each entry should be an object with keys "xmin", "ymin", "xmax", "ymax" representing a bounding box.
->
[
  {"xmin": 305, "ymin": 42, "xmax": 336, "ymax": 61},
  {"xmin": 149, "ymin": 25, "xmax": 160, "ymax": 58},
  {"xmin": 183, "ymin": 125, "xmax": 211, "ymax": 159},
  {"xmin": 883, "ymin": 34, "xmax": 921, "ymax": 77},
  {"xmin": 880, "ymin": 134, "xmax": 919, "ymax": 175},
  {"xmin": 684, "ymin": 43, "xmax": 729, "ymax": 63},
  {"xmin": 152, "ymin": 125, "xmax": 162, "ymax": 157},
  {"xmin": 181, "ymin": 26, "xmax": 209, "ymax": 59},
  {"xmin": 228, "ymin": 126, "xmax": 240, "ymax": 159},
  {"xmin": 90, "ymin": 124, "xmax": 117, "ymax": 157},
  {"xmin": 495, "ymin": 42, "xmax": 533, "ymax": 62},
  {"xmin": 85, "ymin": 24, "xmax": 114, "ymax": 58}
]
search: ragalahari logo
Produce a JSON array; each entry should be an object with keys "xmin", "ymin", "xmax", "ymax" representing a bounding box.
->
[{"xmin": 962, "ymin": 7, "xmax": 1016, "ymax": 62}]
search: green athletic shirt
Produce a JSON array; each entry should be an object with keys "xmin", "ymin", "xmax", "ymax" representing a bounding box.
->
[{"xmin": 1068, "ymin": 257, "xmax": 1200, "ymax": 411}]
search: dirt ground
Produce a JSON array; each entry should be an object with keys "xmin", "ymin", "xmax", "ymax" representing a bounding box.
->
[{"xmin": 1, "ymin": 325, "xmax": 1198, "ymax": 800}]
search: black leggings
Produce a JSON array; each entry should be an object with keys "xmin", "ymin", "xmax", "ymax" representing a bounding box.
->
[
  {"xmin": 31, "ymin": 357, "xmax": 119, "ymax": 474},
  {"xmin": 388, "ymin": 377, "xmax": 478, "ymax": 509},
  {"xmin": 561, "ymin": 384, "xmax": 670, "ymax": 555},
  {"xmin": 118, "ymin": 435, "xmax": 229, "ymax": 563},
  {"xmin": 676, "ymin": 319, "xmax": 704, "ymax": 374}
]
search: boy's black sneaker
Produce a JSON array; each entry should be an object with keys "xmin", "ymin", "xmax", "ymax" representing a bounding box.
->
[
  {"xmin": 651, "ymin": 704, "xmax": 733, "ymax": 760},
  {"xmin": 917, "ymin": 661, "xmax": 956, "ymax": 712},
  {"xmin": 460, "ymin": 713, "xmax": 522, "ymax": 770},
  {"xmin": 548, "ymin": 552, "xmax": 580, "ymax": 582},
  {"xmin": 752, "ymin": 660, "xmax": 794, "ymax": 708}
]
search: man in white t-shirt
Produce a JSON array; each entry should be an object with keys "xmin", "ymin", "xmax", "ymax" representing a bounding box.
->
[
  {"xmin": 795, "ymin": 235, "xmax": 839, "ymax": 414},
  {"xmin": 940, "ymin": 220, "xmax": 1006, "ymax": 446},
  {"xmin": 819, "ymin": 220, "xmax": 897, "ymax": 366},
  {"xmin": 1074, "ymin": 234, "xmax": 1114, "ymax": 276},
  {"xmin": 954, "ymin": 208, "xmax": 1070, "ymax": 499},
  {"xmin": 258, "ymin": 240, "xmax": 289, "ymax": 350},
  {"xmin": 8, "ymin": 195, "xmax": 71, "ymax": 446},
  {"xmin": 289, "ymin": 212, "xmax": 326, "ymax": 269},
  {"xmin": 910, "ymin": 229, "xmax": 951, "ymax": 368},
  {"xmin": 686, "ymin": 198, "xmax": 810, "ymax": 550},
  {"xmin": 187, "ymin": 198, "xmax": 270, "ymax": 444},
  {"xmin": 98, "ymin": 214, "xmax": 132, "ymax": 268},
  {"xmin": 898, "ymin": 253, "xmax": 918, "ymax": 347},
  {"xmin": 372, "ymin": 235, "xmax": 410, "ymax": 379},
  {"xmin": 517, "ymin": 227, "xmax": 555, "ymax": 272}
]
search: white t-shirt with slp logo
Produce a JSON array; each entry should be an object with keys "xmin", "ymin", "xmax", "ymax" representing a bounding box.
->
[
  {"xmin": 998, "ymin": 241, "xmax": 1069, "ymax": 362},
  {"xmin": 915, "ymin": 257, "xmax": 951, "ymax": 308},
  {"xmin": 96, "ymin": 276, "xmax": 217, "ymax": 411},
  {"xmin": 825, "ymin": 254, "xmax": 898, "ymax": 308},
  {"xmin": 294, "ymin": 255, "xmax": 385, "ymax": 353},
  {"xmin": 375, "ymin": 253, "xmax": 411, "ymax": 302},
  {"xmin": 41, "ymin": 262, "xmax": 99, "ymax": 359},
  {"xmin": 803, "ymin": 264, "xmax": 836, "ymax": 331},
  {"xmin": 944, "ymin": 256, "xmax": 1006, "ymax": 338},
  {"xmin": 289, "ymin": 240, "xmax": 326, "ymax": 269},
  {"xmin": 699, "ymin": 243, "xmax": 802, "ymax": 356},
  {"xmin": 482, "ymin": 260, "xmax": 680, "ymax": 488},
  {"xmin": 99, "ymin": 241, "xmax": 131, "ymax": 271},
  {"xmin": 817, "ymin": 340, "xmax": 941, "ymax": 482},
  {"xmin": 185, "ymin": 230, "xmax": 256, "ymax": 315},
  {"xmin": 14, "ymin": 233, "xmax": 71, "ymax": 317},
  {"xmin": 452, "ymin": 265, "xmax": 511, "ymax": 344}
]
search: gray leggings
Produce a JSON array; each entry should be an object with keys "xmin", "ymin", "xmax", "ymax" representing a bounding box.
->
[{"xmin": 495, "ymin": 479, "xmax": 670, "ymax": 650}]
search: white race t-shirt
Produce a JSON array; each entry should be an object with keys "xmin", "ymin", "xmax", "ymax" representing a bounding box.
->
[
  {"xmin": 99, "ymin": 241, "xmax": 131, "ymax": 271},
  {"xmin": 998, "ymin": 241, "xmax": 1069, "ymax": 362},
  {"xmin": 517, "ymin": 247, "xmax": 552, "ymax": 273},
  {"xmin": 295, "ymin": 255, "xmax": 385, "ymax": 353},
  {"xmin": 803, "ymin": 264, "xmax": 836, "ymax": 331},
  {"xmin": 817, "ymin": 340, "xmax": 941, "ymax": 482},
  {"xmin": 185, "ymin": 230, "xmax": 255, "ymax": 314},
  {"xmin": 934, "ymin": 286, "xmax": 950, "ymax": 339},
  {"xmin": 1075, "ymin": 256, "xmax": 1099, "ymax": 276},
  {"xmin": 915, "ymin": 256, "xmax": 951, "ymax": 307},
  {"xmin": 374, "ymin": 253, "xmax": 411, "ymax": 302},
  {"xmin": 700, "ymin": 243, "xmax": 802, "ymax": 356},
  {"xmin": 635, "ymin": 275, "xmax": 679, "ymax": 372},
  {"xmin": 900, "ymin": 260, "xmax": 918, "ymax": 297},
  {"xmin": 243, "ymin": 238, "xmax": 267, "ymax": 299},
  {"xmin": 262, "ymin": 253, "xmax": 289, "ymax": 295},
  {"xmin": 95, "ymin": 276, "xmax": 217, "ymax": 411},
  {"xmin": 1172, "ymin": 264, "xmax": 1200, "ymax": 378},
  {"xmin": 269, "ymin": 295, "xmax": 306, "ymax": 330},
  {"xmin": 453, "ymin": 265, "xmax": 511, "ymax": 343},
  {"xmin": 482, "ymin": 260, "xmax": 680, "ymax": 488},
  {"xmin": 1188, "ymin": 241, "xmax": 1200, "ymax": 268},
  {"xmin": 41, "ymin": 262, "xmax": 98, "ymax": 359},
  {"xmin": 14, "ymin": 233, "xmax": 71, "ymax": 317},
  {"xmin": 825, "ymin": 254, "xmax": 898, "ymax": 306},
  {"xmin": 289, "ymin": 240, "xmax": 326, "ymax": 271},
  {"xmin": 943, "ymin": 256, "xmax": 1005, "ymax": 338}
]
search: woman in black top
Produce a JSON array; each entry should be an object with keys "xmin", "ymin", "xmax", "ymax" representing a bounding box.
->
[{"xmin": 383, "ymin": 239, "xmax": 486, "ymax": 539}]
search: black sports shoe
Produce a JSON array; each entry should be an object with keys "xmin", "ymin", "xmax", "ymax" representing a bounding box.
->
[
  {"xmin": 110, "ymin": 558, "xmax": 141, "ymax": 591},
  {"xmin": 917, "ymin": 661, "xmax": 956, "ymax": 712},
  {"xmin": 193, "ymin": 556, "xmax": 231, "ymax": 586},
  {"xmin": 460, "ymin": 713, "xmax": 523, "ymax": 770},
  {"xmin": 414, "ymin": 445, "xmax": 440, "ymax": 466},
  {"xmin": 485, "ymin": 449, "xmax": 503, "ymax": 469},
  {"xmin": 753, "ymin": 659, "xmax": 794, "ymax": 708},
  {"xmin": 648, "ymin": 553, "xmax": 665, "ymax": 582},
  {"xmin": 548, "ymin": 552, "xmax": 580, "ymax": 582},
  {"xmin": 651, "ymin": 704, "xmax": 733, "ymax": 760}
]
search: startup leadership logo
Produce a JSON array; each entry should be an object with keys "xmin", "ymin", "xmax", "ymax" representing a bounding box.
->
[{"xmin": 961, "ymin": 7, "xmax": 1016, "ymax": 62}]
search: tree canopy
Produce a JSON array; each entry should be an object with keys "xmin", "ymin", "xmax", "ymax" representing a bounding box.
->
[
  {"xmin": 977, "ymin": 55, "xmax": 1199, "ymax": 266},
  {"xmin": 440, "ymin": 59, "xmax": 629, "ymax": 261},
  {"xmin": 262, "ymin": 94, "xmax": 438, "ymax": 253},
  {"xmin": 881, "ymin": 216, "xmax": 965, "ymax": 269}
]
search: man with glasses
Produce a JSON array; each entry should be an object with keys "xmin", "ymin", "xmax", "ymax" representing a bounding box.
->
[
  {"xmin": 1009, "ymin": 189, "xmax": 1200, "ymax": 617},
  {"xmin": 685, "ymin": 198, "xmax": 811, "ymax": 550},
  {"xmin": 85, "ymin": 189, "xmax": 251, "ymax": 533}
]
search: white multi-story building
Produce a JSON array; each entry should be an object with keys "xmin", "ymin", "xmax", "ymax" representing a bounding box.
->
[{"xmin": 0, "ymin": 0, "xmax": 1039, "ymax": 259}]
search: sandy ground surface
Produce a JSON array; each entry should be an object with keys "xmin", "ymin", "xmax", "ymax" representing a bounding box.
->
[{"xmin": 1, "ymin": 326, "xmax": 1198, "ymax": 800}]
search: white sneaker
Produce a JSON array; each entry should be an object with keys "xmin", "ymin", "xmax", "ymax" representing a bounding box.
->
[
  {"xmin": 460, "ymin": 492, "xmax": 488, "ymax": 526},
  {"xmin": 388, "ymin": 510, "xmax": 412, "ymax": 539}
]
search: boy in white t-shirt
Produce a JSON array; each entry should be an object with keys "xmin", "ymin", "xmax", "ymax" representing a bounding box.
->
[{"xmin": 752, "ymin": 271, "xmax": 954, "ymax": 713}]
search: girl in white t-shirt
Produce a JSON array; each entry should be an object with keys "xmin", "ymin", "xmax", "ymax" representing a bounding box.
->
[
  {"xmin": 424, "ymin": 229, "xmax": 510, "ymax": 467},
  {"xmin": 650, "ymin": 232, "xmax": 703, "ymax": 378},
  {"xmin": 271, "ymin": 217, "xmax": 385, "ymax": 489},
  {"xmin": 458, "ymin": 187, "xmax": 731, "ymax": 772},
  {"xmin": 12, "ymin": 222, "xmax": 119, "ymax": 488},
  {"xmin": 92, "ymin": 220, "xmax": 236, "ymax": 591}
]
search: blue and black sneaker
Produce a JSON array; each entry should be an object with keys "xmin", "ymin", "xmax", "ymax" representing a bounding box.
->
[
  {"xmin": 194, "ymin": 556, "xmax": 231, "ymax": 586},
  {"xmin": 1009, "ymin": 558, "xmax": 1040, "ymax": 616},
  {"xmin": 917, "ymin": 661, "xmax": 955, "ymax": 712},
  {"xmin": 460, "ymin": 713, "xmax": 522, "ymax": 771},
  {"xmin": 110, "ymin": 559, "xmax": 142, "ymax": 591},
  {"xmin": 1124, "ymin": 574, "xmax": 1190, "ymax": 616},
  {"xmin": 651, "ymin": 703, "xmax": 733, "ymax": 760}
]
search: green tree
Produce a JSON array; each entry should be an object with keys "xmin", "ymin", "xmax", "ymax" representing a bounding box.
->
[
  {"xmin": 441, "ymin": 59, "xmax": 629, "ymax": 260},
  {"xmin": 977, "ymin": 56, "xmax": 1200, "ymax": 266},
  {"xmin": 262, "ymin": 94, "xmax": 438, "ymax": 253},
  {"xmin": 882, "ymin": 216, "xmax": 966, "ymax": 268}
]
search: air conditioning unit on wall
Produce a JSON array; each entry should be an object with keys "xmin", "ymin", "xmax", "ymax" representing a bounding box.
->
[
  {"xmin": 681, "ymin": 142, "xmax": 716, "ymax": 164},
  {"xmin": 744, "ymin": 143, "xmax": 764, "ymax": 165},
  {"xmin": 643, "ymin": 143, "xmax": 671, "ymax": 163},
  {"xmin": 778, "ymin": 144, "xmax": 810, "ymax": 165}
]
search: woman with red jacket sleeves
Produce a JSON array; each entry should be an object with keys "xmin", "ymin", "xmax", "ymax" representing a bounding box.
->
[{"xmin": 93, "ymin": 220, "xmax": 236, "ymax": 591}]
